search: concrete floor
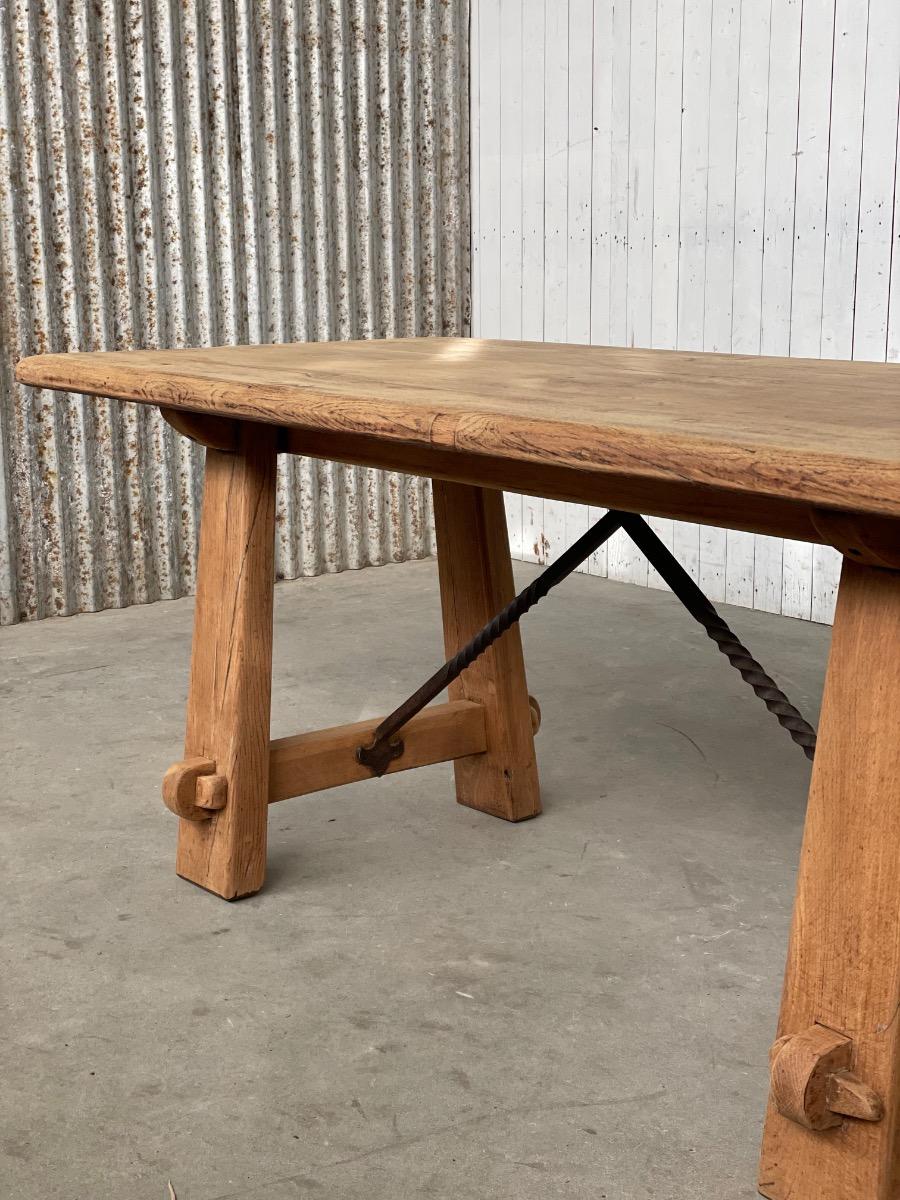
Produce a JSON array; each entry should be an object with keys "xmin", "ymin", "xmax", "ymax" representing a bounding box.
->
[{"xmin": 2, "ymin": 558, "xmax": 830, "ymax": 1200}]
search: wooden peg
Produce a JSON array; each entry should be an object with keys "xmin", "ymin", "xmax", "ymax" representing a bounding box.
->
[
  {"xmin": 826, "ymin": 1070, "xmax": 884, "ymax": 1123},
  {"xmin": 769, "ymin": 1025, "xmax": 883, "ymax": 1132},
  {"xmin": 195, "ymin": 773, "xmax": 228, "ymax": 812},
  {"xmin": 162, "ymin": 758, "xmax": 227, "ymax": 822},
  {"xmin": 529, "ymin": 695, "xmax": 542, "ymax": 735}
]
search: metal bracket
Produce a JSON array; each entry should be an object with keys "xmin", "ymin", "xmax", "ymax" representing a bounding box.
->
[{"xmin": 355, "ymin": 737, "xmax": 405, "ymax": 777}]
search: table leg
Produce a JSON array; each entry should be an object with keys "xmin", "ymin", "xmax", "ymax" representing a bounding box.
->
[
  {"xmin": 432, "ymin": 480, "xmax": 541, "ymax": 821},
  {"xmin": 174, "ymin": 423, "xmax": 278, "ymax": 899},
  {"xmin": 758, "ymin": 559, "xmax": 900, "ymax": 1198}
]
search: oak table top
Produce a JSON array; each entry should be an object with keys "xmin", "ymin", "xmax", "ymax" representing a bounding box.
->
[{"xmin": 16, "ymin": 336, "xmax": 900, "ymax": 522}]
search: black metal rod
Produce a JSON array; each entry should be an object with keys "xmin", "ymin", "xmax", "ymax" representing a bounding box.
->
[
  {"xmin": 356, "ymin": 508, "xmax": 626, "ymax": 772},
  {"xmin": 357, "ymin": 506, "xmax": 818, "ymax": 775},
  {"xmin": 618, "ymin": 512, "xmax": 817, "ymax": 760}
]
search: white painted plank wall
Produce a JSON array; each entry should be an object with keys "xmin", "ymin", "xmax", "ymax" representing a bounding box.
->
[{"xmin": 471, "ymin": 0, "xmax": 900, "ymax": 624}]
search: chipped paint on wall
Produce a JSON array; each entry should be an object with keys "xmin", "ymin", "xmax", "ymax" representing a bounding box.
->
[{"xmin": 0, "ymin": 0, "xmax": 469, "ymax": 624}]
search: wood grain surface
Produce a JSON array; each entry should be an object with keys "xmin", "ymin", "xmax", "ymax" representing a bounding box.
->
[
  {"xmin": 16, "ymin": 337, "xmax": 900, "ymax": 521},
  {"xmin": 267, "ymin": 700, "xmax": 487, "ymax": 804}
]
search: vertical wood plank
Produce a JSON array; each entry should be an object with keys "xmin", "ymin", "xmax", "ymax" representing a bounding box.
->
[
  {"xmin": 853, "ymin": 0, "xmax": 900, "ymax": 363},
  {"xmin": 732, "ymin": 0, "xmax": 772, "ymax": 355},
  {"xmin": 651, "ymin": 0, "xmax": 684, "ymax": 351},
  {"xmin": 505, "ymin": 491, "xmax": 524, "ymax": 559},
  {"xmin": 542, "ymin": 496, "xmax": 567, "ymax": 565},
  {"xmin": 590, "ymin": 0, "xmax": 616, "ymax": 347},
  {"xmin": 704, "ymin": 0, "xmax": 741, "ymax": 354},
  {"xmin": 499, "ymin": 0, "xmax": 524, "ymax": 342},
  {"xmin": 567, "ymin": 0, "xmax": 594, "ymax": 345},
  {"xmin": 673, "ymin": 520, "xmax": 701, "ymax": 583},
  {"xmin": 587, "ymin": 505, "xmax": 610, "ymax": 578},
  {"xmin": 761, "ymin": 0, "xmax": 802, "ymax": 359},
  {"xmin": 811, "ymin": 544, "xmax": 842, "ymax": 625},
  {"xmin": 523, "ymin": 495, "xmax": 545, "ymax": 565},
  {"xmin": 609, "ymin": 0, "xmax": 631, "ymax": 349},
  {"xmin": 754, "ymin": 534, "xmax": 785, "ymax": 615},
  {"xmin": 565, "ymin": 501, "xmax": 590, "ymax": 576},
  {"xmin": 677, "ymin": 0, "xmax": 712, "ymax": 352},
  {"xmin": 627, "ymin": 0, "xmax": 657, "ymax": 351},
  {"xmin": 477, "ymin": 0, "xmax": 502, "ymax": 339},
  {"xmin": 698, "ymin": 524, "xmax": 726, "ymax": 604},
  {"xmin": 522, "ymin": 0, "xmax": 546, "ymax": 343},
  {"xmin": 790, "ymin": 0, "xmax": 835, "ymax": 361},
  {"xmin": 724, "ymin": 529, "xmax": 756, "ymax": 609},
  {"xmin": 820, "ymin": 0, "xmax": 869, "ymax": 360},
  {"xmin": 646, "ymin": 515, "xmax": 675, "ymax": 591},
  {"xmin": 544, "ymin": 0, "xmax": 569, "ymax": 344},
  {"xmin": 608, "ymin": 526, "xmax": 647, "ymax": 585}
]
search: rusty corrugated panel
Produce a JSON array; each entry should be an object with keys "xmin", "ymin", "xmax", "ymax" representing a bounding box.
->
[{"xmin": 0, "ymin": 0, "xmax": 470, "ymax": 624}]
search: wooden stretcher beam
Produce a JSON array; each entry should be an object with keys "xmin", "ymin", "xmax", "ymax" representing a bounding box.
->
[
  {"xmin": 164, "ymin": 700, "xmax": 494, "ymax": 818},
  {"xmin": 267, "ymin": 699, "xmax": 488, "ymax": 804}
]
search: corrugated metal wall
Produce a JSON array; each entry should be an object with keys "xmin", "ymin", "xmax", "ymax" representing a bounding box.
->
[{"xmin": 0, "ymin": 0, "xmax": 469, "ymax": 625}]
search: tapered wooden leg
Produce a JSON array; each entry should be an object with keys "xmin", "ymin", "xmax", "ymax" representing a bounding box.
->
[
  {"xmin": 174, "ymin": 423, "xmax": 278, "ymax": 899},
  {"xmin": 759, "ymin": 560, "xmax": 900, "ymax": 1198},
  {"xmin": 432, "ymin": 481, "xmax": 541, "ymax": 821}
]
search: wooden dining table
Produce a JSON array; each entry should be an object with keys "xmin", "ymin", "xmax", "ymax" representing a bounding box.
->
[{"xmin": 15, "ymin": 336, "xmax": 900, "ymax": 1199}]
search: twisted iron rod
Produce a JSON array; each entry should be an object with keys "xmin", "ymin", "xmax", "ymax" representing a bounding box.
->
[
  {"xmin": 618, "ymin": 513, "xmax": 817, "ymax": 761},
  {"xmin": 356, "ymin": 510, "xmax": 625, "ymax": 773},
  {"xmin": 356, "ymin": 507, "xmax": 817, "ymax": 774}
]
